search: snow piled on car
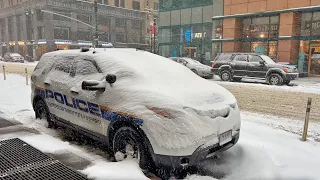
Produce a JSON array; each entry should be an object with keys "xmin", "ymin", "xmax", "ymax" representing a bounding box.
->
[{"xmin": 40, "ymin": 49, "xmax": 238, "ymax": 150}]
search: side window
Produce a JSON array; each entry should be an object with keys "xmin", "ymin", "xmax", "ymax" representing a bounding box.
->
[
  {"xmin": 76, "ymin": 60, "xmax": 99, "ymax": 75},
  {"xmin": 178, "ymin": 59, "xmax": 186, "ymax": 64},
  {"xmin": 53, "ymin": 56, "xmax": 74, "ymax": 74},
  {"xmin": 249, "ymin": 55, "xmax": 263, "ymax": 63},
  {"xmin": 234, "ymin": 55, "xmax": 248, "ymax": 62},
  {"xmin": 216, "ymin": 54, "xmax": 233, "ymax": 61}
]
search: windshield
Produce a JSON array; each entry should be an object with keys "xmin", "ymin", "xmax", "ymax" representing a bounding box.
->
[
  {"xmin": 261, "ymin": 55, "xmax": 276, "ymax": 64},
  {"xmin": 10, "ymin": 53, "xmax": 22, "ymax": 57},
  {"xmin": 183, "ymin": 58, "xmax": 201, "ymax": 64}
]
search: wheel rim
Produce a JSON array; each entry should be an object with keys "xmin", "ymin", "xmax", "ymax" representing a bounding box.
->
[
  {"xmin": 114, "ymin": 134, "xmax": 140, "ymax": 163},
  {"xmin": 222, "ymin": 73, "xmax": 230, "ymax": 81},
  {"xmin": 270, "ymin": 76, "xmax": 279, "ymax": 85}
]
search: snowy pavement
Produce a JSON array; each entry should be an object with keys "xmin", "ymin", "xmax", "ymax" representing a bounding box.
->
[{"xmin": 0, "ymin": 74, "xmax": 320, "ymax": 180}]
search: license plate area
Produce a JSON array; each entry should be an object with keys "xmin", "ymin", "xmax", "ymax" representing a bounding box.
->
[{"xmin": 219, "ymin": 130, "xmax": 232, "ymax": 146}]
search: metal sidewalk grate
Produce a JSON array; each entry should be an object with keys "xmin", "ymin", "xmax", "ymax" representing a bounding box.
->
[{"xmin": 0, "ymin": 138, "xmax": 89, "ymax": 180}]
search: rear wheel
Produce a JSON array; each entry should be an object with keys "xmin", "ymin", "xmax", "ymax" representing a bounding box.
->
[
  {"xmin": 220, "ymin": 70, "xmax": 232, "ymax": 81},
  {"xmin": 191, "ymin": 69, "xmax": 198, "ymax": 75},
  {"xmin": 34, "ymin": 99, "xmax": 56, "ymax": 128},
  {"xmin": 113, "ymin": 127, "xmax": 152, "ymax": 171},
  {"xmin": 268, "ymin": 73, "xmax": 283, "ymax": 85}
]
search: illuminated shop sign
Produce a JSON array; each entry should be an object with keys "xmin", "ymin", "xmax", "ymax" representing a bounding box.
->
[{"xmin": 184, "ymin": 29, "xmax": 207, "ymax": 42}]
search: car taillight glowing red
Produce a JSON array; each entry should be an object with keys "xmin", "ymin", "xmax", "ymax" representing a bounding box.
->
[{"xmin": 212, "ymin": 62, "xmax": 217, "ymax": 68}]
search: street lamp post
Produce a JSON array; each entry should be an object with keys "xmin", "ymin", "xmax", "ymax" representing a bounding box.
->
[
  {"xmin": 153, "ymin": 18, "xmax": 156, "ymax": 54},
  {"xmin": 93, "ymin": 0, "xmax": 99, "ymax": 48}
]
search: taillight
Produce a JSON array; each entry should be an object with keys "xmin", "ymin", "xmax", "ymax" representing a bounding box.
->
[{"xmin": 212, "ymin": 62, "xmax": 217, "ymax": 68}]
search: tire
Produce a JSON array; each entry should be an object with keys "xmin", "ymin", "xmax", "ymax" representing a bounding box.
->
[
  {"xmin": 113, "ymin": 127, "xmax": 153, "ymax": 171},
  {"xmin": 220, "ymin": 70, "xmax": 232, "ymax": 81},
  {"xmin": 268, "ymin": 73, "xmax": 283, "ymax": 86},
  {"xmin": 34, "ymin": 99, "xmax": 56, "ymax": 128},
  {"xmin": 191, "ymin": 69, "xmax": 198, "ymax": 75}
]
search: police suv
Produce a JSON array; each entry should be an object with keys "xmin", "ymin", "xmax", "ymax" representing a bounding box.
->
[{"xmin": 31, "ymin": 48, "xmax": 241, "ymax": 173}]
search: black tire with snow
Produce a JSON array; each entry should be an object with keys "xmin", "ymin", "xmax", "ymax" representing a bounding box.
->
[
  {"xmin": 34, "ymin": 99, "xmax": 56, "ymax": 128},
  {"xmin": 220, "ymin": 70, "xmax": 232, "ymax": 81},
  {"xmin": 113, "ymin": 127, "xmax": 153, "ymax": 171},
  {"xmin": 268, "ymin": 73, "xmax": 283, "ymax": 86}
]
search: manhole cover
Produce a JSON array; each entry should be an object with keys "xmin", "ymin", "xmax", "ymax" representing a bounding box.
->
[{"xmin": 0, "ymin": 138, "xmax": 89, "ymax": 180}]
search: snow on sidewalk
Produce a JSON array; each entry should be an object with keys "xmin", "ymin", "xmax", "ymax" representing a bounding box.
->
[{"xmin": 1, "ymin": 74, "xmax": 320, "ymax": 180}]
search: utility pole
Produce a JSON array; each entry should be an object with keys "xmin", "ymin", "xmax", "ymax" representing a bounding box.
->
[
  {"xmin": 153, "ymin": 18, "xmax": 156, "ymax": 54},
  {"xmin": 93, "ymin": 0, "xmax": 99, "ymax": 48}
]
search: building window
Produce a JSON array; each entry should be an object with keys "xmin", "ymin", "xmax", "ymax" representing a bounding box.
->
[
  {"xmin": 38, "ymin": 27, "xmax": 44, "ymax": 39},
  {"xmin": 54, "ymin": 27, "xmax": 70, "ymax": 40},
  {"xmin": 242, "ymin": 16, "xmax": 279, "ymax": 39},
  {"xmin": 77, "ymin": 14, "xmax": 91, "ymax": 24},
  {"xmin": 154, "ymin": 2, "xmax": 159, "ymax": 10},
  {"xmin": 97, "ymin": 0, "xmax": 108, "ymax": 4},
  {"xmin": 0, "ymin": 0, "xmax": 4, "ymax": 9},
  {"xmin": 115, "ymin": 0, "xmax": 125, "ymax": 8},
  {"xmin": 132, "ymin": 1, "xmax": 140, "ymax": 10},
  {"xmin": 8, "ymin": 0, "xmax": 13, "ymax": 6},
  {"xmin": 132, "ymin": 20, "xmax": 140, "ymax": 29},
  {"xmin": 116, "ymin": 33, "xmax": 126, "ymax": 43},
  {"xmin": 301, "ymin": 12, "xmax": 320, "ymax": 36},
  {"xmin": 77, "ymin": 30, "xmax": 91, "ymax": 41},
  {"xmin": 36, "ymin": 9, "xmax": 44, "ymax": 21},
  {"xmin": 115, "ymin": 18, "xmax": 126, "ymax": 27}
]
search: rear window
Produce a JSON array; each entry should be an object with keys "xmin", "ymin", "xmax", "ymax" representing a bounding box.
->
[{"xmin": 215, "ymin": 53, "xmax": 233, "ymax": 61}]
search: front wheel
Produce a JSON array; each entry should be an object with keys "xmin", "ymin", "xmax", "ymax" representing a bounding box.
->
[
  {"xmin": 268, "ymin": 73, "xmax": 283, "ymax": 85},
  {"xmin": 220, "ymin": 70, "xmax": 232, "ymax": 81},
  {"xmin": 113, "ymin": 127, "xmax": 152, "ymax": 171},
  {"xmin": 34, "ymin": 99, "xmax": 56, "ymax": 128}
]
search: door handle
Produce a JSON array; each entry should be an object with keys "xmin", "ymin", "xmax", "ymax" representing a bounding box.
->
[
  {"xmin": 71, "ymin": 90, "xmax": 79, "ymax": 95},
  {"xmin": 44, "ymin": 82, "xmax": 50, "ymax": 86}
]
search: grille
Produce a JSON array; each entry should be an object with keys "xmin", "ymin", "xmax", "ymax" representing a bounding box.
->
[{"xmin": 0, "ymin": 138, "xmax": 89, "ymax": 180}]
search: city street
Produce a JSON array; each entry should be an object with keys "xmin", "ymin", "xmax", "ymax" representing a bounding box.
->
[{"xmin": 0, "ymin": 64, "xmax": 319, "ymax": 179}]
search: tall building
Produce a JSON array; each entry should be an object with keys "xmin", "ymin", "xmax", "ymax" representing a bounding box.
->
[
  {"xmin": 214, "ymin": 0, "xmax": 320, "ymax": 76},
  {"xmin": 0, "ymin": 0, "xmax": 158, "ymax": 60},
  {"xmin": 158, "ymin": 0, "xmax": 223, "ymax": 64}
]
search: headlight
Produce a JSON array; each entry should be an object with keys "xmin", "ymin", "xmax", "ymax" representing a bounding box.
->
[
  {"xmin": 284, "ymin": 68, "xmax": 293, "ymax": 73},
  {"xmin": 148, "ymin": 107, "xmax": 173, "ymax": 119}
]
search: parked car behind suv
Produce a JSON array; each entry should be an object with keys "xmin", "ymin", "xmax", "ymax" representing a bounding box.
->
[
  {"xmin": 169, "ymin": 57, "xmax": 213, "ymax": 79},
  {"xmin": 212, "ymin": 53, "xmax": 299, "ymax": 85},
  {"xmin": 3, "ymin": 53, "xmax": 24, "ymax": 63}
]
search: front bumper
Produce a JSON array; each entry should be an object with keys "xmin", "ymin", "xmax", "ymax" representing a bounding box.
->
[
  {"xmin": 284, "ymin": 73, "xmax": 299, "ymax": 81},
  {"xmin": 152, "ymin": 132, "xmax": 240, "ymax": 170}
]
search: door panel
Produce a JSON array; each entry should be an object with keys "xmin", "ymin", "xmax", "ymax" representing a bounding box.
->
[
  {"xmin": 44, "ymin": 55, "xmax": 76, "ymax": 123},
  {"xmin": 248, "ymin": 55, "xmax": 268, "ymax": 78},
  {"xmin": 233, "ymin": 54, "xmax": 248, "ymax": 77}
]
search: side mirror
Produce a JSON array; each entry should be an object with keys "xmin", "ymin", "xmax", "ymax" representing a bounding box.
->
[
  {"xmin": 259, "ymin": 60, "xmax": 265, "ymax": 65},
  {"xmin": 183, "ymin": 61, "xmax": 188, "ymax": 66},
  {"xmin": 106, "ymin": 74, "xmax": 117, "ymax": 84},
  {"xmin": 82, "ymin": 80, "xmax": 105, "ymax": 91}
]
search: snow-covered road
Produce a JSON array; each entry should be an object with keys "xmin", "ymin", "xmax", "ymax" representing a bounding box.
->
[{"xmin": 0, "ymin": 74, "xmax": 319, "ymax": 180}]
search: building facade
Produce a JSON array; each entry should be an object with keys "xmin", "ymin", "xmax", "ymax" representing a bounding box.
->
[
  {"xmin": 214, "ymin": 0, "xmax": 320, "ymax": 76},
  {"xmin": 158, "ymin": 0, "xmax": 223, "ymax": 64},
  {"xmin": 0, "ymin": 0, "xmax": 158, "ymax": 60}
]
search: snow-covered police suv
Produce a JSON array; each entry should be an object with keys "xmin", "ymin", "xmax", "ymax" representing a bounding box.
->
[{"xmin": 31, "ymin": 48, "xmax": 241, "ymax": 172}]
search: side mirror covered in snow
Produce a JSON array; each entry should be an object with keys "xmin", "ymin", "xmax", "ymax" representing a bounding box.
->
[
  {"xmin": 82, "ymin": 80, "xmax": 106, "ymax": 91},
  {"xmin": 259, "ymin": 60, "xmax": 265, "ymax": 65},
  {"xmin": 106, "ymin": 74, "xmax": 117, "ymax": 84}
]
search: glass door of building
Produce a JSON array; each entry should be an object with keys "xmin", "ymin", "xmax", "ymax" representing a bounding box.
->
[
  {"xmin": 183, "ymin": 47, "xmax": 197, "ymax": 59},
  {"xmin": 309, "ymin": 45, "xmax": 320, "ymax": 76}
]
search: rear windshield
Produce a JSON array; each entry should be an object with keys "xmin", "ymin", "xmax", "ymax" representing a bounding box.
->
[{"xmin": 215, "ymin": 53, "xmax": 233, "ymax": 61}]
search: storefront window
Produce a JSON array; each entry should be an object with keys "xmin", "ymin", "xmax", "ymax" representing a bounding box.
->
[
  {"xmin": 301, "ymin": 12, "xmax": 320, "ymax": 36},
  {"xmin": 213, "ymin": 20, "xmax": 223, "ymax": 39},
  {"xmin": 171, "ymin": 27, "xmax": 181, "ymax": 43},
  {"xmin": 191, "ymin": 25, "xmax": 202, "ymax": 43},
  {"xmin": 159, "ymin": 28, "xmax": 171, "ymax": 43},
  {"xmin": 182, "ymin": 26, "xmax": 191, "ymax": 43},
  {"xmin": 241, "ymin": 41, "xmax": 278, "ymax": 60},
  {"xmin": 203, "ymin": 24, "xmax": 212, "ymax": 42},
  {"xmin": 242, "ymin": 16, "xmax": 279, "ymax": 38}
]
